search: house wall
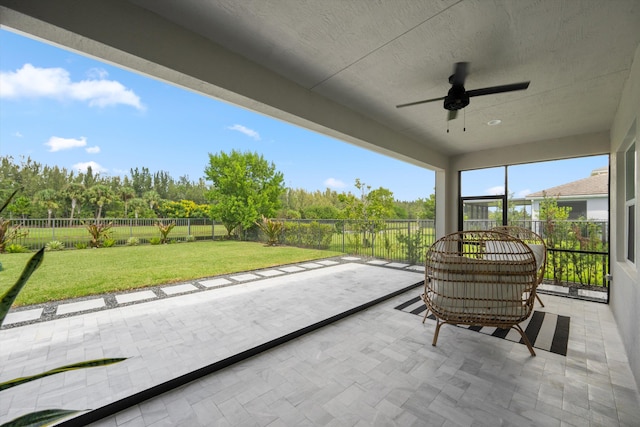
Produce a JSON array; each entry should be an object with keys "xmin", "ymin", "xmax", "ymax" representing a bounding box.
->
[
  {"xmin": 609, "ymin": 43, "xmax": 640, "ymax": 391},
  {"xmin": 530, "ymin": 197, "xmax": 608, "ymax": 221}
]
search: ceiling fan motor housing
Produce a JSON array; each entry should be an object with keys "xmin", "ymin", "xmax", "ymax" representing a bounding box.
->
[{"xmin": 444, "ymin": 85, "xmax": 469, "ymax": 110}]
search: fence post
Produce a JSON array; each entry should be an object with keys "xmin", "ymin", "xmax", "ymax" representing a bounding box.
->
[
  {"xmin": 52, "ymin": 218, "xmax": 56, "ymax": 240},
  {"xmin": 212, "ymin": 220, "xmax": 215, "ymax": 240},
  {"xmin": 342, "ymin": 221, "xmax": 345, "ymax": 253},
  {"xmin": 187, "ymin": 218, "xmax": 191, "ymax": 237}
]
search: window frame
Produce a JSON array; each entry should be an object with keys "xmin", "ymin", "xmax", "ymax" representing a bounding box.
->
[{"xmin": 624, "ymin": 141, "xmax": 636, "ymax": 265}]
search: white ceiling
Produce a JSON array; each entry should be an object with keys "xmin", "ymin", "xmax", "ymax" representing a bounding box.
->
[{"xmin": 127, "ymin": 0, "xmax": 640, "ymax": 156}]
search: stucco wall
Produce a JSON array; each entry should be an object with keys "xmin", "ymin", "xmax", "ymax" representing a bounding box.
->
[{"xmin": 609, "ymin": 42, "xmax": 640, "ymax": 392}]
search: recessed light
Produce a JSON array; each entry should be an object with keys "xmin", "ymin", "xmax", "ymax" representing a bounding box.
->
[{"xmin": 487, "ymin": 119, "xmax": 502, "ymax": 126}]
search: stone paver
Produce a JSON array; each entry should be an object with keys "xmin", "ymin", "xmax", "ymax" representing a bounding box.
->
[
  {"xmin": 298, "ymin": 263, "xmax": 323, "ymax": 269},
  {"xmin": 115, "ymin": 291, "xmax": 157, "ymax": 304},
  {"xmin": 366, "ymin": 260, "xmax": 389, "ymax": 265},
  {"xmin": 255, "ymin": 269, "xmax": 285, "ymax": 277},
  {"xmin": 199, "ymin": 278, "xmax": 233, "ymax": 288},
  {"xmin": 161, "ymin": 284, "xmax": 198, "ymax": 295},
  {"xmin": 279, "ymin": 266, "xmax": 305, "ymax": 273},
  {"xmin": 229, "ymin": 273, "xmax": 261, "ymax": 282},
  {"xmin": 56, "ymin": 298, "xmax": 105, "ymax": 315},
  {"xmin": 386, "ymin": 262, "xmax": 410, "ymax": 269},
  {"xmin": 2, "ymin": 308, "xmax": 43, "ymax": 325}
]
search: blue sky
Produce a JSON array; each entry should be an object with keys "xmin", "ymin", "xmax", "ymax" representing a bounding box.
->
[{"xmin": 0, "ymin": 29, "xmax": 608, "ymax": 201}]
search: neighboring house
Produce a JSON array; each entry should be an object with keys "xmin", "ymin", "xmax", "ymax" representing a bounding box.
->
[{"xmin": 527, "ymin": 167, "xmax": 609, "ymax": 220}]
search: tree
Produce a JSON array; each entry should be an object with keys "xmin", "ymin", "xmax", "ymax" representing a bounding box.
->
[
  {"xmin": 143, "ymin": 190, "xmax": 161, "ymax": 214},
  {"xmin": 204, "ymin": 150, "xmax": 285, "ymax": 238},
  {"xmin": 87, "ymin": 184, "xmax": 114, "ymax": 221},
  {"xmin": 62, "ymin": 182, "xmax": 85, "ymax": 223},
  {"xmin": 119, "ymin": 186, "xmax": 135, "ymax": 217},
  {"xmin": 7, "ymin": 195, "xmax": 31, "ymax": 221},
  {"xmin": 338, "ymin": 179, "xmax": 395, "ymax": 248},
  {"xmin": 34, "ymin": 189, "xmax": 59, "ymax": 227}
]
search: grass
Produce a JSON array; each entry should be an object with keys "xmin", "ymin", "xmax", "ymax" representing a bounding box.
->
[{"xmin": 0, "ymin": 241, "xmax": 343, "ymax": 307}]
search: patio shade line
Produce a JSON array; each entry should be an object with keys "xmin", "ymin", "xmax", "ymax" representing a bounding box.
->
[{"xmin": 57, "ymin": 280, "xmax": 424, "ymax": 427}]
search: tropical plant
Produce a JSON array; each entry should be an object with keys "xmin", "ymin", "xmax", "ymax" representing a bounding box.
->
[
  {"xmin": 155, "ymin": 221, "xmax": 176, "ymax": 244},
  {"xmin": 255, "ymin": 215, "xmax": 283, "ymax": 246},
  {"xmin": 44, "ymin": 240, "xmax": 65, "ymax": 251},
  {"xmin": 75, "ymin": 242, "xmax": 89, "ymax": 250},
  {"xmin": 5, "ymin": 243, "xmax": 30, "ymax": 253},
  {"xmin": 102, "ymin": 238, "xmax": 117, "ymax": 248},
  {"xmin": 84, "ymin": 221, "xmax": 113, "ymax": 248},
  {"xmin": 126, "ymin": 236, "xmax": 140, "ymax": 246},
  {"xmin": 149, "ymin": 237, "xmax": 162, "ymax": 245},
  {"xmin": 0, "ymin": 218, "xmax": 28, "ymax": 253},
  {"xmin": 0, "ymin": 190, "xmax": 126, "ymax": 427},
  {"xmin": 61, "ymin": 182, "xmax": 85, "ymax": 224}
]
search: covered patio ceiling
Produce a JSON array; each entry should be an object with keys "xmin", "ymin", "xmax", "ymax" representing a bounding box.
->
[{"xmin": 1, "ymin": 0, "xmax": 639, "ymax": 171}]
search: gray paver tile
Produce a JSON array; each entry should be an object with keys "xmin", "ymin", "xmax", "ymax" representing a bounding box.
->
[
  {"xmin": 386, "ymin": 262, "xmax": 410, "ymax": 269},
  {"xmin": 229, "ymin": 273, "xmax": 261, "ymax": 282},
  {"xmin": 116, "ymin": 291, "xmax": 157, "ymax": 304},
  {"xmin": 341, "ymin": 257, "xmax": 361, "ymax": 261},
  {"xmin": 56, "ymin": 298, "xmax": 105, "ymax": 315},
  {"xmin": 199, "ymin": 278, "xmax": 233, "ymax": 288},
  {"xmin": 298, "ymin": 263, "xmax": 323, "ymax": 269},
  {"xmin": 256, "ymin": 269, "xmax": 285, "ymax": 277},
  {"xmin": 316, "ymin": 260, "xmax": 339, "ymax": 266},
  {"xmin": 161, "ymin": 284, "xmax": 198, "ymax": 295},
  {"xmin": 3, "ymin": 308, "xmax": 43, "ymax": 325},
  {"xmin": 366, "ymin": 260, "xmax": 389, "ymax": 265},
  {"xmin": 279, "ymin": 266, "xmax": 305, "ymax": 273}
]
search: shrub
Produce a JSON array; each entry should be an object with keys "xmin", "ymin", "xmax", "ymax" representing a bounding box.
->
[
  {"xmin": 149, "ymin": 237, "xmax": 162, "ymax": 245},
  {"xmin": 126, "ymin": 236, "xmax": 140, "ymax": 246},
  {"xmin": 45, "ymin": 240, "xmax": 65, "ymax": 251},
  {"xmin": 185, "ymin": 235, "xmax": 196, "ymax": 242},
  {"xmin": 102, "ymin": 238, "xmax": 116, "ymax": 248},
  {"xmin": 255, "ymin": 216, "xmax": 283, "ymax": 246},
  {"xmin": 84, "ymin": 221, "xmax": 113, "ymax": 248},
  {"xmin": 75, "ymin": 242, "xmax": 89, "ymax": 249},
  {"xmin": 0, "ymin": 218, "xmax": 28, "ymax": 253},
  {"xmin": 282, "ymin": 221, "xmax": 334, "ymax": 249},
  {"xmin": 155, "ymin": 221, "xmax": 176, "ymax": 244},
  {"xmin": 5, "ymin": 243, "xmax": 30, "ymax": 253}
]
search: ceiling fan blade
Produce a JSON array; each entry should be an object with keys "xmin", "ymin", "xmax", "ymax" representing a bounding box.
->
[
  {"xmin": 447, "ymin": 110, "xmax": 458, "ymax": 121},
  {"xmin": 449, "ymin": 62, "xmax": 469, "ymax": 86},
  {"xmin": 396, "ymin": 96, "xmax": 446, "ymax": 108},
  {"xmin": 466, "ymin": 81, "xmax": 530, "ymax": 97}
]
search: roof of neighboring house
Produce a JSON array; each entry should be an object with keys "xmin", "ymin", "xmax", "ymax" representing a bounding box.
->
[{"xmin": 527, "ymin": 168, "xmax": 608, "ymax": 198}]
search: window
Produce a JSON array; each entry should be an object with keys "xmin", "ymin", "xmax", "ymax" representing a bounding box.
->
[
  {"xmin": 625, "ymin": 142, "xmax": 636, "ymax": 263},
  {"xmin": 558, "ymin": 200, "xmax": 587, "ymax": 219}
]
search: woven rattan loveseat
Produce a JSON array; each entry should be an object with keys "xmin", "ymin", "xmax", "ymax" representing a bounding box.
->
[
  {"xmin": 421, "ymin": 230, "xmax": 542, "ymax": 356},
  {"xmin": 492, "ymin": 226, "xmax": 547, "ymax": 307}
]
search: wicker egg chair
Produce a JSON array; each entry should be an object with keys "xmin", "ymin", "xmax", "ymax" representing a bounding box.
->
[
  {"xmin": 421, "ymin": 230, "xmax": 539, "ymax": 356},
  {"xmin": 491, "ymin": 226, "xmax": 547, "ymax": 307}
]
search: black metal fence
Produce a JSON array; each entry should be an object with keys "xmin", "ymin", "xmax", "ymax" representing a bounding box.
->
[{"xmin": 5, "ymin": 217, "xmax": 609, "ymax": 288}]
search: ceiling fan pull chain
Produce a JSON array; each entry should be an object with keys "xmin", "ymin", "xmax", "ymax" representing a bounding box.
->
[{"xmin": 464, "ymin": 109, "xmax": 466, "ymax": 132}]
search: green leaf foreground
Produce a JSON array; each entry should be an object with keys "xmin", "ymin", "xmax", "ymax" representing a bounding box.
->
[
  {"xmin": 0, "ymin": 358, "xmax": 127, "ymax": 392},
  {"xmin": 0, "ymin": 248, "xmax": 45, "ymax": 327},
  {"xmin": 0, "ymin": 408, "xmax": 82, "ymax": 427}
]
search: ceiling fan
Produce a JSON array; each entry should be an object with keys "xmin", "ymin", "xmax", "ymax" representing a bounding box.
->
[{"xmin": 396, "ymin": 62, "xmax": 530, "ymax": 122}]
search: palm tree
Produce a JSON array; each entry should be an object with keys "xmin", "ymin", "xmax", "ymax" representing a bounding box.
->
[
  {"xmin": 62, "ymin": 182, "xmax": 85, "ymax": 225},
  {"xmin": 34, "ymin": 189, "xmax": 59, "ymax": 227},
  {"xmin": 143, "ymin": 190, "xmax": 160, "ymax": 214},
  {"xmin": 87, "ymin": 184, "xmax": 114, "ymax": 223},
  {"xmin": 119, "ymin": 186, "xmax": 135, "ymax": 217}
]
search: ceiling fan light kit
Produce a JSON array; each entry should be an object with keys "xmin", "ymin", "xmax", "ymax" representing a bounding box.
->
[{"xmin": 397, "ymin": 62, "xmax": 530, "ymax": 131}]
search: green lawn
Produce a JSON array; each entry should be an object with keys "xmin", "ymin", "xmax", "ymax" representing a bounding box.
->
[{"xmin": 0, "ymin": 241, "xmax": 343, "ymax": 307}]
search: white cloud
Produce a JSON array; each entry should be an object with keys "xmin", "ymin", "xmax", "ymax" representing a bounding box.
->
[
  {"xmin": 0, "ymin": 63, "xmax": 144, "ymax": 110},
  {"xmin": 324, "ymin": 178, "xmax": 346, "ymax": 189},
  {"xmin": 45, "ymin": 136, "xmax": 87, "ymax": 152},
  {"xmin": 73, "ymin": 161, "xmax": 107, "ymax": 174},
  {"xmin": 86, "ymin": 67, "xmax": 109, "ymax": 80},
  {"xmin": 517, "ymin": 189, "xmax": 532, "ymax": 197},
  {"xmin": 485, "ymin": 185, "xmax": 505, "ymax": 195},
  {"xmin": 13, "ymin": 131, "xmax": 23, "ymax": 137},
  {"xmin": 86, "ymin": 146, "xmax": 101, "ymax": 154},
  {"xmin": 227, "ymin": 124, "xmax": 261, "ymax": 140}
]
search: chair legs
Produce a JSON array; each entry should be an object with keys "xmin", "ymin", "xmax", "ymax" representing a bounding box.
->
[
  {"xmin": 535, "ymin": 293, "xmax": 545, "ymax": 307},
  {"xmin": 513, "ymin": 324, "xmax": 536, "ymax": 356}
]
